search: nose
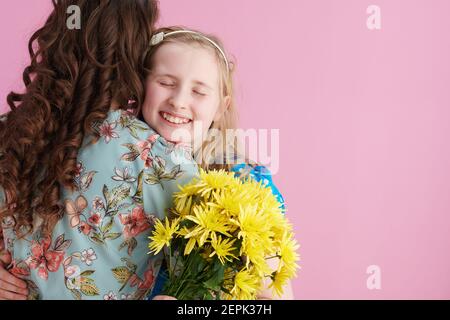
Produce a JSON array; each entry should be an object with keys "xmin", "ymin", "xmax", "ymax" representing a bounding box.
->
[{"xmin": 169, "ymin": 87, "xmax": 190, "ymax": 110}]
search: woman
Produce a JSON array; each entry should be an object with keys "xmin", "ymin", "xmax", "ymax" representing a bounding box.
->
[{"xmin": 0, "ymin": 0, "xmax": 198, "ymax": 300}]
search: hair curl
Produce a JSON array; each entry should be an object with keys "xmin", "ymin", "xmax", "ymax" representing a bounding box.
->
[{"xmin": 0, "ymin": 0, "xmax": 159, "ymax": 237}]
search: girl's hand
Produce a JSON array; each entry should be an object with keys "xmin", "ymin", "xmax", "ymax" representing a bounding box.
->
[
  {"xmin": 152, "ymin": 295, "xmax": 177, "ymax": 300},
  {"xmin": 0, "ymin": 253, "xmax": 28, "ymax": 300}
]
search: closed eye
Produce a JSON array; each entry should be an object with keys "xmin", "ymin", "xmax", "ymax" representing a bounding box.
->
[
  {"xmin": 159, "ymin": 81, "xmax": 175, "ymax": 87},
  {"xmin": 193, "ymin": 90, "xmax": 207, "ymax": 96}
]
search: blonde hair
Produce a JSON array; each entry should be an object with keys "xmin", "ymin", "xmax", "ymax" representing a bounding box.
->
[{"xmin": 146, "ymin": 26, "xmax": 243, "ymax": 170}]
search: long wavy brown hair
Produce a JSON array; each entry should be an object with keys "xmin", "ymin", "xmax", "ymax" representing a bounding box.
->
[{"xmin": 0, "ymin": 0, "xmax": 159, "ymax": 237}]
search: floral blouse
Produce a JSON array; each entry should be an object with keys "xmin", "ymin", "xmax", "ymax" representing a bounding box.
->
[{"xmin": 0, "ymin": 109, "xmax": 199, "ymax": 300}]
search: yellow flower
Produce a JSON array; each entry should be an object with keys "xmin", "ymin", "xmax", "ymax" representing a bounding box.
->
[
  {"xmin": 230, "ymin": 268, "xmax": 261, "ymax": 300},
  {"xmin": 209, "ymin": 189, "xmax": 247, "ymax": 220},
  {"xmin": 241, "ymin": 240, "xmax": 272, "ymax": 276},
  {"xmin": 209, "ymin": 234, "xmax": 238, "ymax": 264},
  {"xmin": 270, "ymin": 213, "xmax": 293, "ymax": 242},
  {"xmin": 269, "ymin": 266, "xmax": 291, "ymax": 297},
  {"xmin": 184, "ymin": 205, "xmax": 232, "ymax": 246},
  {"xmin": 148, "ymin": 217, "xmax": 180, "ymax": 254},
  {"xmin": 195, "ymin": 169, "xmax": 240, "ymax": 200},
  {"xmin": 278, "ymin": 231, "xmax": 300, "ymax": 276},
  {"xmin": 149, "ymin": 169, "xmax": 300, "ymax": 300},
  {"xmin": 173, "ymin": 183, "xmax": 200, "ymax": 216},
  {"xmin": 231, "ymin": 204, "xmax": 271, "ymax": 247}
]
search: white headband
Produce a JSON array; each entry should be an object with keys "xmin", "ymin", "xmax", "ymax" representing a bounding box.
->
[{"xmin": 150, "ymin": 30, "xmax": 230, "ymax": 72}]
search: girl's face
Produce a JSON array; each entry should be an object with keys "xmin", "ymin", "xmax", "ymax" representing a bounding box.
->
[{"xmin": 142, "ymin": 42, "xmax": 227, "ymax": 144}]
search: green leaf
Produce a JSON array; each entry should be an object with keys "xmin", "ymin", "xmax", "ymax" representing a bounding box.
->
[
  {"xmin": 203, "ymin": 291, "xmax": 215, "ymax": 300},
  {"xmin": 118, "ymin": 239, "xmax": 129, "ymax": 252},
  {"xmin": 102, "ymin": 185, "xmax": 110, "ymax": 206},
  {"xmin": 111, "ymin": 266, "xmax": 132, "ymax": 284},
  {"xmin": 154, "ymin": 156, "xmax": 166, "ymax": 170},
  {"xmin": 70, "ymin": 289, "xmax": 82, "ymax": 300},
  {"xmin": 174, "ymin": 171, "xmax": 184, "ymax": 179},
  {"xmin": 80, "ymin": 277, "xmax": 95, "ymax": 284},
  {"xmin": 101, "ymin": 217, "xmax": 114, "ymax": 233},
  {"xmin": 109, "ymin": 184, "xmax": 131, "ymax": 209},
  {"xmin": 133, "ymin": 124, "xmax": 150, "ymax": 131},
  {"xmin": 170, "ymin": 165, "xmax": 181, "ymax": 176},
  {"xmin": 80, "ymin": 270, "xmax": 95, "ymax": 277},
  {"xmin": 90, "ymin": 233, "xmax": 105, "ymax": 245},
  {"xmin": 122, "ymin": 143, "xmax": 140, "ymax": 154},
  {"xmin": 80, "ymin": 171, "xmax": 97, "ymax": 191},
  {"xmin": 128, "ymin": 127, "xmax": 139, "ymax": 140},
  {"xmin": 80, "ymin": 283, "xmax": 100, "ymax": 296},
  {"xmin": 127, "ymin": 237, "xmax": 138, "ymax": 256},
  {"xmin": 106, "ymin": 209, "xmax": 119, "ymax": 217},
  {"xmin": 121, "ymin": 257, "xmax": 137, "ymax": 271},
  {"xmin": 121, "ymin": 151, "xmax": 139, "ymax": 162},
  {"xmin": 25, "ymin": 280, "xmax": 40, "ymax": 300},
  {"xmin": 144, "ymin": 174, "xmax": 160, "ymax": 185},
  {"xmin": 160, "ymin": 173, "xmax": 176, "ymax": 180},
  {"xmin": 132, "ymin": 171, "xmax": 144, "ymax": 204},
  {"xmin": 203, "ymin": 263, "xmax": 225, "ymax": 291},
  {"xmin": 104, "ymin": 232, "xmax": 122, "ymax": 241}
]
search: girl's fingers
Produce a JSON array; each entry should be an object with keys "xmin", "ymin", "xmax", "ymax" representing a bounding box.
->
[
  {"xmin": 0, "ymin": 279, "xmax": 28, "ymax": 296},
  {"xmin": 0, "ymin": 288, "xmax": 27, "ymax": 300},
  {"xmin": 152, "ymin": 295, "xmax": 177, "ymax": 300},
  {"xmin": 0, "ymin": 265, "xmax": 28, "ymax": 289}
]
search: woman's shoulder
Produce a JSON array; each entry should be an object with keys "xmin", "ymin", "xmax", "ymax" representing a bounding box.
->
[
  {"xmin": 80, "ymin": 109, "xmax": 165, "ymax": 164},
  {"xmin": 92, "ymin": 108, "xmax": 156, "ymax": 145}
]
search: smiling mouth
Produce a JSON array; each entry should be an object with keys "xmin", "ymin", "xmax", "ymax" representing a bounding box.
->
[{"xmin": 160, "ymin": 111, "xmax": 192, "ymax": 125}]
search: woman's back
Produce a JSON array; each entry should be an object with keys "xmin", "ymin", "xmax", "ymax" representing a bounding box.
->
[{"xmin": 1, "ymin": 109, "xmax": 198, "ymax": 300}]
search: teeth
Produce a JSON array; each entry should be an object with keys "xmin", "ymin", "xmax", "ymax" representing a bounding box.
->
[{"xmin": 162, "ymin": 112, "xmax": 191, "ymax": 124}]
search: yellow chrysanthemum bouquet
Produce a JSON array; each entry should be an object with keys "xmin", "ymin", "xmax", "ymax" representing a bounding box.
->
[{"xmin": 148, "ymin": 169, "xmax": 300, "ymax": 300}]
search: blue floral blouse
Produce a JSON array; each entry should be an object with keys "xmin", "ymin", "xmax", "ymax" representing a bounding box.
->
[{"xmin": 0, "ymin": 109, "xmax": 199, "ymax": 300}]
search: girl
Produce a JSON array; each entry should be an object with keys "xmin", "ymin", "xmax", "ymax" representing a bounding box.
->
[
  {"xmin": 0, "ymin": 1, "xmax": 199, "ymax": 300},
  {"xmin": 140, "ymin": 27, "xmax": 293, "ymax": 300}
]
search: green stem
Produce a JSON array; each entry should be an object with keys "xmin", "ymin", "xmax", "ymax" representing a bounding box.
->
[
  {"xmin": 265, "ymin": 255, "xmax": 281, "ymax": 260},
  {"xmin": 164, "ymin": 249, "xmax": 198, "ymax": 298}
]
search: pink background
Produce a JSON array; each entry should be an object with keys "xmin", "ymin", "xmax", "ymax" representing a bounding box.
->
[{"xmin": 1, "ymin": 0, "xmax": 450, "ymax": 299}]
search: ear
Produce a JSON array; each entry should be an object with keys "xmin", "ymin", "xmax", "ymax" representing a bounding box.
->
[{"xmin": 213, "ymin": 96, "xmax": 231, "ymax": 122}]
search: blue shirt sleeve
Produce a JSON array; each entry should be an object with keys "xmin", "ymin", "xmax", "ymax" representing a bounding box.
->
[{"xmin": 230, "ymin": 163, "xmax": 286, "ymax": 212}]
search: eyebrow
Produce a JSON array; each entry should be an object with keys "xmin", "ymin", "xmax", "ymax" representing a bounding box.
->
[{"xmin": 152, "ymin": 72, "xmax": 213, "ymax": 91}]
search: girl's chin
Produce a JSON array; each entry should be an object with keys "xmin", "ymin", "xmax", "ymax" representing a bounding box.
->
[{"xmin": 159, "ymin": 131, "xmax": 191, "ymax": 145}]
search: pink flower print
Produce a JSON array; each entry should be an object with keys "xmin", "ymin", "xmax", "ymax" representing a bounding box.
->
[
  {"xmin": 26, "ymin": 237, "xmax": 65, "ymax": 280},
  {"xmin": 99, "ymin": 121, "xmax": 119, "ymax": 143},
  {"xmin": 119, "ymin": 206, "xmax": 152, "ymax": 239},
  {"xmin": 78, "ymin": 222, "xmax": 93, "ymax": 235},
  {"xmin": 88, "ymin": 212, "xmax": 102, "ymax": 226},
  {"xmin": 92, "ymin": 197, "xmax": 104, "ymax": 210},
  {"xmin": 81, "ymin": 248, "xmax": 97, "ymax": 266},
  {"xmin": 74, "ymin": 162, "xmax": 84, "ymax": 178},
  {"xmin": 137, "ymin": 134, "xmax": 160, "ymax": 168},
  {"xmin": 104, "ymin": 291, "xmax": 118, "ymax": 300},
  {"xmin": 9, "ymin": 260, "xmax": 30, "ymax": 278},
  {"xmin": 64, "ymin": 265, "xmax": 81, "ymax": 290},
  {"xmin": 138, "ymin": 268, "xmax": 155, "ymax": 290}
]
